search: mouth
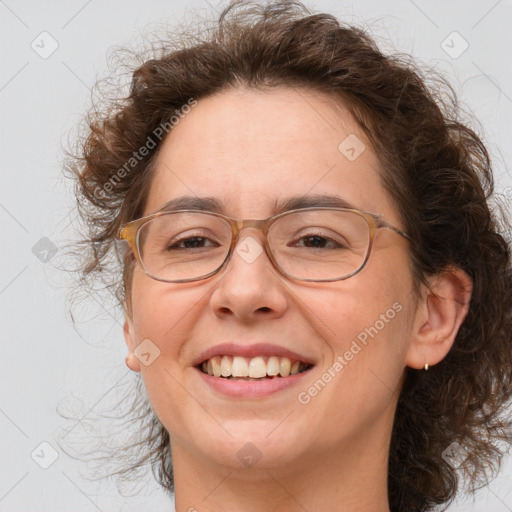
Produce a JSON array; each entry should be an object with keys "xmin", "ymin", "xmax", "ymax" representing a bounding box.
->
[{"xmin": 198, "ymin": 355, "xmax": 314, "ymax": 381}]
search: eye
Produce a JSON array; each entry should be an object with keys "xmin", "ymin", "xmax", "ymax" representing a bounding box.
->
[
  {"xmin": 288, "ymin": 231, "xmax": 348, "ymax": 249},
  {"xmin": 167, "ymin": 235, "xmax": 219, "ymax": 250}
]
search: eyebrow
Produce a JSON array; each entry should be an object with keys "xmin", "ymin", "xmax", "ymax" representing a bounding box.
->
[{"xmin": 157, "ymin": 194, "xmax": 358, "ymax": 216}]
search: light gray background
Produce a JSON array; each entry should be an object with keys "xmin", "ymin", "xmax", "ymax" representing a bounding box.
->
[{"xmin": 1, "ymin": 0, "xmax": 511, "ymax": 511}]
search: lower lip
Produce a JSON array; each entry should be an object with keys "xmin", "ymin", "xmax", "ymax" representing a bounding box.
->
[{"xmin": 196, "ymin": 368, "xmax": 313, "ymax": 398}]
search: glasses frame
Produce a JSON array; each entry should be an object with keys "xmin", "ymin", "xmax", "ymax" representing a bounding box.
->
[{"xmin": 118, "ymin": 207, "xmax": 411, "ymax": 283}]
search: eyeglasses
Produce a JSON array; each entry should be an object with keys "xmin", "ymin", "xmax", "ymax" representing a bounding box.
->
[{"xmin": 118, "ymin": 207, "xmax": 411, "ymax": 283}]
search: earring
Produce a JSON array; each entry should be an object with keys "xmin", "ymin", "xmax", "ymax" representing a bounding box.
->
[{"xmin": 424, "ymin": 363, "xmax": 429, "ymax": 371}]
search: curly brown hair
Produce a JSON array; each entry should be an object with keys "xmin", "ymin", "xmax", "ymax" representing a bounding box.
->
[{"xmin": 65, "ymin": 1, "xmax": 512, "ymax": 510}]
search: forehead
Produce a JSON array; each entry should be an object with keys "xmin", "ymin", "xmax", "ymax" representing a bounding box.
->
[{"xmin": 144, "ymin": 86, "xmax": 399, "ymax": 223}]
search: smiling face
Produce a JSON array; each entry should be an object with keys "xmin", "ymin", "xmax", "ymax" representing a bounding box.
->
[{"xmin": 123, "ymin": 86, "xmax": 419, "ymax": 478}]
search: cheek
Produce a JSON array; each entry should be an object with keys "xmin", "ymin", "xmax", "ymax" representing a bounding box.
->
[
  {"xmin": 308, "ymin": 280, "xmax": 411, "ymax": 377},
  {"xmin": 297, "ymin": 261, "xmax": 414, "ymax": 423},
  {"xmin": 130, "ymin": 268, "xmax": 204, "ymax": 349},
  {"xmin": 312, "ymin": 258, "xmax": 412, "ymax": 347},
  {"xmin": 293, "ymin": 296, "xmax": 409, "ymax": 447},
  {"xmin": 128, "ymin": 274, "xmax": 209, "ymax": 431}
]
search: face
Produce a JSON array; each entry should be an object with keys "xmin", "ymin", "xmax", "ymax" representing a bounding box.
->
[{"xmin": 123, "ymin": 86, "xmax": 417, "ymax": 473}]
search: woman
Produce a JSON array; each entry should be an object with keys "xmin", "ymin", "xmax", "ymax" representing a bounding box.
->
[{"xmin": 67, "ymin": 1, "xmax": 512, "ymax": 510}]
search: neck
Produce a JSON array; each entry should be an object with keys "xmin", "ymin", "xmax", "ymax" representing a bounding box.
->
[{"xmin": 172, "ymin": 420, "xmax": 392, "ymax": 512}]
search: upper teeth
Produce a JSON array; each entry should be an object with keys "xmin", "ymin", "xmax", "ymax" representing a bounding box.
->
[{"xmin": 201, "ymin": 355, "xmax": 307, "ymax": 378}]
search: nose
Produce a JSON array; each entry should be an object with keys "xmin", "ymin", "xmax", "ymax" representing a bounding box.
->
[{"xmin": 209, "ymin": 233, "xmax": 289, "ymax": 322}]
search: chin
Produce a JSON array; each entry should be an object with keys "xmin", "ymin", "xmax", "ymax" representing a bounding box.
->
[{"xmin": 186, "ymin": 420, "xmax": 307, "ymax": 471}]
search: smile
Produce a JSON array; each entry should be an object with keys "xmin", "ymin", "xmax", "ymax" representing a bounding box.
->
[{"xmin": 199, "ymin": 355, "xmax": 313, "ymax": 379}]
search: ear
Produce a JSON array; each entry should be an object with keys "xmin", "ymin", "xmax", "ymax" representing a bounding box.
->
[
  {"xmin": 123, "ymin": 310, "xmax": 141, "ymax": 373},
  {"xmin": 405, "ymin": 267, "xmax": 473, "ymax": 369}
]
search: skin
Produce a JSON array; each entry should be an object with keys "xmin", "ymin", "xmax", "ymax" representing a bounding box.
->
[{"xmin": 123, "ymin": 86, "xmax": 472, "ymax": 512}]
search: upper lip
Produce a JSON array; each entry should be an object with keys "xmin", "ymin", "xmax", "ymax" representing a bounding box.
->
[{"xmin": 192, "ymin": 342, "xmax": 317, "ymax": 367}]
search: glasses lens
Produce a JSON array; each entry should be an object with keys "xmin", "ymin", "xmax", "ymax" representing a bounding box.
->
[
  {"xmin": 269, "ymin": 210, "xmax": 370, "ymax": 280},
  {"xmin": 135, "ymin": 209, "xmax": 371, "ymax": 282},
  {"xmin": 137, "ymin": 212, "xmax": 231, "ymax": 281}
]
